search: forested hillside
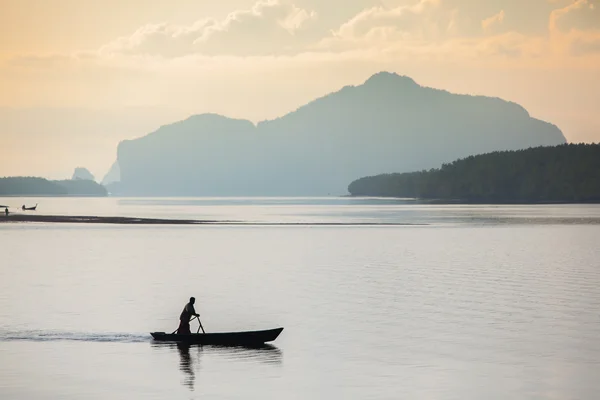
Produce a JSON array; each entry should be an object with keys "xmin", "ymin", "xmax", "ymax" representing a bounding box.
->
[
  {"xmin": 0, "ymin": 177, "xmax": 108, "ymax": 196},
  {"xmin": 348, "ymin": 144, "xmax": 600, "ymax": 203}
]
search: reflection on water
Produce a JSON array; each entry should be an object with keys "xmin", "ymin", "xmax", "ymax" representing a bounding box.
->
[
  {"xmin": 212, "ymin": 343, "xmax": 283, "ymax": 367},
  {"xmin": 177, "ymin": 344, "xmax": 196, "ymax": 391},
  {"xmin": 152, "ymin": 342, "xmax": 283, "ymax": 391}
]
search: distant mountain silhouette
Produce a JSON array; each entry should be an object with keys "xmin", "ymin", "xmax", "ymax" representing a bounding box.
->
[
  {"xmin": 101, "ymin": 161, "xmax": 120, "ymax": 185},
  {"xmin": 114, "ymin": 72, "xmax": 566, "ymax": 196},
  {"xmin": 72, "ymin": 167, "xmax": 95, "ymax": 181}
]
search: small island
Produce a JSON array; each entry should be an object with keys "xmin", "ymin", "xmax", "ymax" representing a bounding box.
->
[
  {"xmin": 0, "ymin": 177, "xmax": 108, "ymax": 197},
  {"xmin": 347, "ymin": 143, "xmax": 600, "ymax": 203}
]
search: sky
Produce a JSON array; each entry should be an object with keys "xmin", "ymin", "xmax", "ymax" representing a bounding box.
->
[{"xmin": 1, "ymin": 0, "xmax": 599, "ymax": 179}]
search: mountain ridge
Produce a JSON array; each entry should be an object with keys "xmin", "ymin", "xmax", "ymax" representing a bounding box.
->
[{"xmin": 111, "ymin": 71, "xmax": 566, "ymax": 196}]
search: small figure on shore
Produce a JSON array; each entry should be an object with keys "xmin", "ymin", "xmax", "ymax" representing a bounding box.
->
[
  {"xmin": 177, "ymin": 297, "xmax": 200, "ymax": 334},
  {"xmin": 4, "ymin": 207, "xmax": 8, "ymax": 217}
]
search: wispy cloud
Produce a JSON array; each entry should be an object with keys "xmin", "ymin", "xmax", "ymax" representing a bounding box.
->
[
  {"xmin": 548, "ymin": 0, "xmax": 600, "ymax": 56},
  {"xmin": 327, "ymin": 0, "xmax": 449, "ymax": 42},
  {"xmin": 4, "ymin": 0, "xmax": 597, "ymax": 68},
  {"xmin": 481, "ymin": 10, "xmax": 505, "ymax": 33},
  {"xmin": 99, "ymin": 0, "xmax": 317, "ymax": 57}
]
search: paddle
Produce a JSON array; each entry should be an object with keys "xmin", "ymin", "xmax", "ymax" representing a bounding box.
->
[
  {"xmin": 171, "ymin": 315, "xmax": 206, "ymax": 334},
  {"xmin": 196, "ymin": 315, "xmax": 206, "ymax": 334}
]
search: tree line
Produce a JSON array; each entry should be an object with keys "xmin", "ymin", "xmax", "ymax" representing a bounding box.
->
[
  {"xmin": 0, "ymin": 177, "xmax": 107, "ymax": 196},
  {"xmin": 348, "ymin": 143, "xmax": 600, "ymax": 203}
]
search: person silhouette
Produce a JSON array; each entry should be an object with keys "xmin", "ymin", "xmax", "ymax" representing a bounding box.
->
[{"xmin": 177, "ymin": 297, "xmax": 200, "ymax": 334}]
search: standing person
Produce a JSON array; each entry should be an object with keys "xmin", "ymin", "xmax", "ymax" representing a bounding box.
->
[
  {"xmin": 4, "ymin": 207, "xmax": 8, "ymax": 217},
  {"xmin": 177, "ymin": 297, "xmax": 200, "ymax": 334}
]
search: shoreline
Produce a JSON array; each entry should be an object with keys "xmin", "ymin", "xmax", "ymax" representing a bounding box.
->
[
  {"xmin": 345, "ymin": 196, "xmax": 600, "ymax": 205},
  {"xmin": 0, "ymin": 214, "xmax": 424, "ymax": 226}
]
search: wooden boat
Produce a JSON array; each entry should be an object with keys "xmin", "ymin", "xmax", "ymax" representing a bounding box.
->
[
  {"xmin": 150, "ymin": 327, "xmax": 283, "ymax": 345},
  {"xmin": 22, "ymin": 204, "xmax": 37, "ymax": 211}
]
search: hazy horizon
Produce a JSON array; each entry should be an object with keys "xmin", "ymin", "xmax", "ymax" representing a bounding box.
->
[{"xmin": 1, "ymin": 0, "xmax": 599, "ymax": 179}]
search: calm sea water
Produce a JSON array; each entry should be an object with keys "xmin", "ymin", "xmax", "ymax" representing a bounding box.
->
[{"xmin": 1, "ymin": 197, "xmax": 599, "ymax": 399}]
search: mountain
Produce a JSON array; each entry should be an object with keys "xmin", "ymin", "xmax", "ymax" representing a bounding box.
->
[
  {"xmin": 117, "ymin": 114, "xmax": 256, "ymax": 195},
  {"xmin": 101, "ymin": 161, "xmax": 120, "ymax": 185},
  {"xmin": 72, "ymin": 167, "xmax": 95, "ymax": 181},
  {"xmin": 113, "ymin": 72, "xmax": 566, "ymax": 196}
]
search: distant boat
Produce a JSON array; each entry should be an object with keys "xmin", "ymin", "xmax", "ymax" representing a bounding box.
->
[{"xmin": 22, "ymin": 204, "xmax": 37, "ymax": 211}]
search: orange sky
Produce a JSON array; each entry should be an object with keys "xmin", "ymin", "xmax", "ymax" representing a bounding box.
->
[{"xmin": 1, "ymin": 0, "xmax": 599, "ymax": 179}]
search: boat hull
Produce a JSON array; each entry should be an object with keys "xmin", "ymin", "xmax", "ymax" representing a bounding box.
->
[{"xmin": 150, "ymin": 327, "xmax": 283, "ymax": 345}]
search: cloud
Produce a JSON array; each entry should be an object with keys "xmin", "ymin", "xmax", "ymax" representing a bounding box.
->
[
  {"xmin": 99, "ymin": 21, "xmax": 210, "ymax": 58},
  {"xmin": 547, "ymin": 0, "xmax": 600, "ymax": 56},
  {"xmin": 4, "ymin": 0, "xmax": 600, "ymax": 75},
  {"xmin": 308, "ymin": 0, "xmax": 600, "ymax": 65},
  {"xmin": 99, "ymin": 0, "xmax": 318, "ymax": 57},
  {"xmin": 549, "ymin": 0, "xmax": 599, "ymax": 31},
  {"xmin": 481, "ymin": 10, "xmax": 505, "ymax": 33},
  {"xmin": 549, "ymin": 0, "xmax": 590, "ymax": 33},
  {"xmin": 87, "ymin": 0, "xmax": 600, "ymax": 64},
  {"xmin": 314, "ymin": 0, "xmax": 464, "ymax": 52},
  {"xmin": 328, "ymin": 0, "xmax": 447, "ymax": 41},
  {"xmin": 314, "ymin": 0, "xmax": 541, "ymax": 61}
]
